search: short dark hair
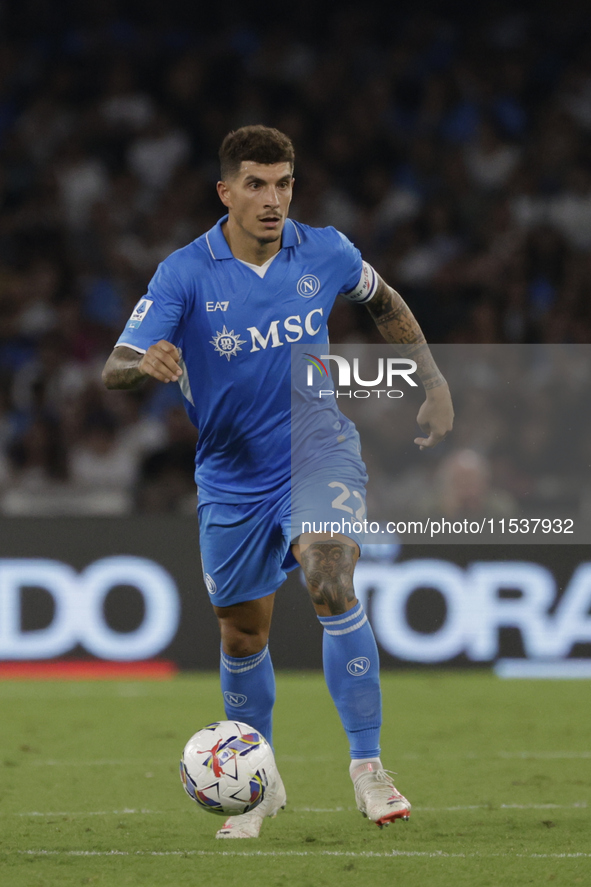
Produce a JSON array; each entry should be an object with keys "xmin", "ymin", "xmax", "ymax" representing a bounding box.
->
[{"xmin": 219, "ymin": 125, "xmax": 295, "ymax": 180}]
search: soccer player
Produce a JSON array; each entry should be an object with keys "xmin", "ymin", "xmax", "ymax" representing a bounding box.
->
[{"xmin": 103, "ymin": 125, "xmax": 454, "ymax": 838}]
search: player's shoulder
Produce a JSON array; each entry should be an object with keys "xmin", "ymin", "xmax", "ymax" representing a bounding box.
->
[
  {"xmin": 157, "ymin": 234, "xmax": 212, "ymax": 281},
  {"xmin": 290, "ymin": 219, "xmax": 352, "ymax": 252}
]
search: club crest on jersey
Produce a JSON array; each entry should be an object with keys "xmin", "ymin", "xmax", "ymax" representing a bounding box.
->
[
  {"xmin": 128, "ymin": 298, "xmax": 153, "ymax": 328},
  {"xmin": 297, "ymin": 275, "xmax": 321, "ymax": 298},
  {"xmin": 211, "ymin": 325, "xmax": 247, "ymax": 361}
]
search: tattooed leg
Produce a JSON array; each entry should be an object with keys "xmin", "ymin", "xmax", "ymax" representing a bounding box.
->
[{"xmin": 292, "ymin": 535, "xmax": 359, "ymax": 616}]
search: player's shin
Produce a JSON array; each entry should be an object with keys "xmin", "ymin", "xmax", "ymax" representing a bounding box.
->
[
  {"xmin": 317, "ymin": 602, "xmax": 382, "ymax": 759},
  {"xmin": 220, "ymin": 644, "xmax": 276, "ymax": 748}
]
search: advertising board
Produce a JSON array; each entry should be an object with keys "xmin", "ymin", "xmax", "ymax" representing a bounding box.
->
[{"xmin": 1, "ymin": 519, "xmax": 589, "ymax": 672}]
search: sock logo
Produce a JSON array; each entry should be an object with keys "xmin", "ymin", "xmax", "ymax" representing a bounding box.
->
[
  {"xmin": 223, "ymin": 691, "xmax": 248, "ymax": 707},
  {"xmin": 346, "ymin": 657, "xmax": 370, "ymax": 676}
]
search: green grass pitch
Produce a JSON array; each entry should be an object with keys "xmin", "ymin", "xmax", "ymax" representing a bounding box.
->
[{"xmin": 0, "ymin": 671, "xmax": 589, "ymax": 887}]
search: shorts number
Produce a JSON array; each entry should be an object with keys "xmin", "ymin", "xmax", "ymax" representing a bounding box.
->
[{"xmin": 328, "ymin": 482, "xmax": 366, "ymax": 520}]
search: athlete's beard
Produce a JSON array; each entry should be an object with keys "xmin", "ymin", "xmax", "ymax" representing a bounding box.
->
[{"xmin": 256, "ymin": 232, "xmax": 282, "ymax": 246}]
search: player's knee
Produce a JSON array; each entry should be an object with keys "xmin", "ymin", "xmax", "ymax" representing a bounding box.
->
[
  {"xmin": 299, "ymin": 540, "xmax": 357, "ymax": 616},
  {"xmin": 304, "ymin": 583, "xmax": 356, "ymax": 616},
  {"xmin": 219, "ymin": 623, "xmax": 269, "ymax": 658}
]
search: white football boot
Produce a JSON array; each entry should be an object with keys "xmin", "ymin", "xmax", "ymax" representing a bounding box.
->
[
  {"xmin": 215, "ymin": 769, "xmax": 286, "ymax": 839},
  {"xmin": 352, "ymin": 762, "xmax": 411, "ymax": 828}
]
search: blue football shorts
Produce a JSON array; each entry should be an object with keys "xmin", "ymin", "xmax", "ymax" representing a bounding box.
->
[{"xmin": 198, "ymin": 455, "xmax": 368, "ymax": 607}]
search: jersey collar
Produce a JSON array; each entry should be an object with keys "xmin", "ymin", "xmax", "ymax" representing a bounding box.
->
[{"xmin": 205, "ymin": 215, "xmax": 301, "ymax": 260}]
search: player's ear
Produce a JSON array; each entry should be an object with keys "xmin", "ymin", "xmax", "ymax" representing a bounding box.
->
[{"xmin": 217, "ymin": 180, "xmax": 231, "ymax": 208}]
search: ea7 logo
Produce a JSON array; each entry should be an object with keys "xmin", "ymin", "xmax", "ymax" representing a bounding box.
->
[
  {"xmin": 346, "ymin": 657, "xmax": 370, "ymax": 676},
  {"xmin": 223, "ymin": 691, "xmax": 248, "ymax": 707},
  {"xmin": 206, "ymin": 301, "xmax": 229, "ymax": 312}
]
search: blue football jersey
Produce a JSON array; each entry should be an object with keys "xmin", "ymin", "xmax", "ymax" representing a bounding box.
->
[{"xmin": 116, "ymin": 215, "xmax": 377, "ymax": 502}]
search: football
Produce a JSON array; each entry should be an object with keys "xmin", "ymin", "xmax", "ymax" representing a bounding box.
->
[{"xmin": 179, "ymin": 720, "xmax": 275, "ymax": 816}]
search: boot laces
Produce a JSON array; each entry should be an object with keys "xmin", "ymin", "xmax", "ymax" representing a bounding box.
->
[{"xmin": 356, "ymin": 768, "xmax": 401, "ymax": 800}]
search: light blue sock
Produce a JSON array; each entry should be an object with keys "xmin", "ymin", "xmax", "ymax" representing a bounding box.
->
[
  {"xmin": 317, "ymin": 602, "xmax": 382, "ymax": 759},
  {"xmin": 220, "ymin": 645, "xmax": 276, "ymax": 748}
]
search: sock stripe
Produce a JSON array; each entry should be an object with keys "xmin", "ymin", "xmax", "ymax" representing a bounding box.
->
[
  {"xmin": 221, "ymin": 646, "xmax": 269, "ymax": 674},
  {"xmin": 324, "ymin": 613, "xmax": 368, "ymax": 636},
  {"xmin": 317, "ymin": 602, "xmax": 362, "ymax": 627}
]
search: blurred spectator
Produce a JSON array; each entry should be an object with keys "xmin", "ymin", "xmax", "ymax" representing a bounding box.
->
[
  {"xmin": 418, "ymin": 448, "xmax": 518, "ymax": 520},
  {"xmin": 70, "ymin": 410, "xmax": 136, "ymax": 490},
  {"xmin": 54, "ymin": 137, "xmax": 110, "ymax": 229},
  {"xmin": 464, "ymin": 119, "xmax": 521, "ymax": 191},
  {"xmin": 548, "ymin": 166, "xmax": 591, "ymax": 251},
  {"xmin": 136, "ymin": 405, "xmax": 199, "ymax": 513},
  {"xmin": 99, "ymin": 60, "xmax": 155, "ymax": 135},
  {"xmin": 127, "ymin": 112, "xmax": 190, "ymax": 194}
]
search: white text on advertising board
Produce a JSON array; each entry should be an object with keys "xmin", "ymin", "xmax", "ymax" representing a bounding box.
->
[
  {"xmin": 0, "ymin": 557, "xmax": 180, "ymax": 660},
  {"xmin": 354, "ymin": 560, "xmax": 591, "ymax": 662}
]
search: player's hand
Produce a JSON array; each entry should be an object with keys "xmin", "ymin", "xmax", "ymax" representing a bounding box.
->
[
  {"xmin": 139, "ymin": 340, "xmax": 183, "ymax": 383},
  {"xmin": 414, "ymin": 383, "xmax": 454, "ymax": 450}
]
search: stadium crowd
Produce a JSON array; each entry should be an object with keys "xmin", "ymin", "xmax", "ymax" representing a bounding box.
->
[{"xmin": 0, "ymin": 1, "xmax": 590, "ymax": 515}]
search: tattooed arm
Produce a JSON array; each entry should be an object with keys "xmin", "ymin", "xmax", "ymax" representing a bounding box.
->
[
  {"xmin": 102, "ymin": 341, "xmax": 182, "ymax": 389},
  {"xmin": 366, "ymin": 274, "xmax": 454, "ymax": 449}
]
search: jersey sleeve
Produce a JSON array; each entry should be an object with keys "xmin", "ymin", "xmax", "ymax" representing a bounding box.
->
[
  {"xmin": 115, "ymin": 260, "xmax": 187, "ymax": 353},
  {"xmin": 335, "ymin": 230, "xmax": 379, "ymax": 305}
]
